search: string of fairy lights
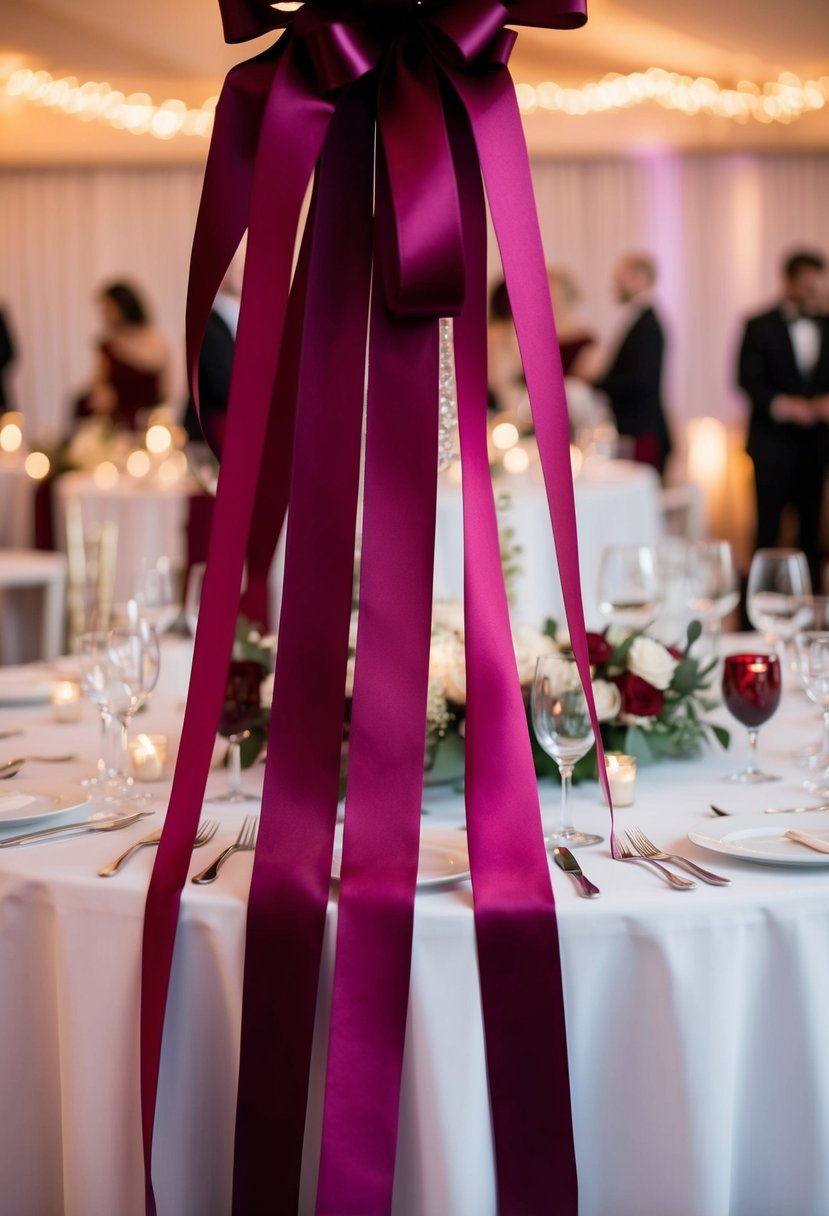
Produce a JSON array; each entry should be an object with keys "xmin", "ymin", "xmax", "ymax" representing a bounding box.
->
[{"xmin": 3, "ymin": 64, "xmax": 828, "ymax": 139}]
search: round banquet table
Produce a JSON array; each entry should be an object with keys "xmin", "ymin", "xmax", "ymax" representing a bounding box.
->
[
  {"xmin": 53, "ymin": 471, "xmax": 196, "ymax": 603},
  {"xmin": 0, "ymin": 639, "xmax": 827, "ymax": 1216},
  {"xmin": 434, "ymin": 457, "xmax": 664, "ymax": 629}
]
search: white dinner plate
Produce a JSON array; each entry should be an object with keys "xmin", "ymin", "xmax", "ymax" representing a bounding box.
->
[
  {"xmin": 331, "ymin": 826, "xmax": 470, "ymax": 890},
  {"xmin": 688, "ymin": 812, "xmax": 829, "ymax": 867},
  {"xmin": 0, "ymin": 665, "xmax": 55, "ymax": 705},
  {"xmin": 0, "ymin": 781, "xmax": 90, "ymax": 829}
]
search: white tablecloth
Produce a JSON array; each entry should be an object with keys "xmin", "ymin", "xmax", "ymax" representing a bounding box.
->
[
  {"xmin": 0, "ymin": 640, "xmax": 828, "ymax": 1216},
  {"xmin": 53, "ymin": 472, "xmax": 195, "ymax": 603},
  {"xmin": 434, "ymin": 459, "xmax": 664, "ymax": 629}
]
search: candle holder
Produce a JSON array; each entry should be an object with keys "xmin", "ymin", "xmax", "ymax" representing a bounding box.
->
[
  {"xmin": 51, "ymin": 679, "xmax": 82, "ymax": 723},
  {"xmin": 605, "ymin": 752, "xmax": 637, "ymax": 807},
  {"xmin": 129, "ymin": 734, "xmax": 168, "ymax": 782}
]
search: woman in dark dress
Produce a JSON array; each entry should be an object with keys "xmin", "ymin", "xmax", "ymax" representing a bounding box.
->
[{"xmin": 77, "ymin": 281, "xmax": 171, "ymax": 429}]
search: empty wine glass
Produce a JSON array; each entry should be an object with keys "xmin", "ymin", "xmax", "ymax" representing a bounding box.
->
[
  {"xmin": 209, "ymin": 659, "xmax": 264, "ymax": 804},
  {"xmin": 132, "ymin": 556, "xmax": 181, "ymax": 634},
  {"xmin": 686, "ymin": 539, "xmax": 739, "ymax": 659},
  {"xmin": 597, "ymin": 545, "xmax": 662, "ymax": 632},
  {"xmin": 78, "ymin": 621, "xmax": 161, "ymax": 798},
  {"xmin": 721, "ymin": 651, "xmax": 782, "ymax": 783},
  {"xmin": 795, "ymin": 632, "xmax": 829, "ymax": 794},
  {"xmin": 746, "ymin": 549, "xmax": 812, "ymax": 662},
  {"xmin": 532, "ymin": 653, "xmax": 602, "ymax": 847},
  {"xmin": 184, "ymin": 562, "xmax": 206, "ymax": 637}
]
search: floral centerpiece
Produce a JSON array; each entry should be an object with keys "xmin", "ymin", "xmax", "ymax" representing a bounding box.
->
[{"xmin": 532, "ymin": 618, "xmax": 729, "ymax": 782}]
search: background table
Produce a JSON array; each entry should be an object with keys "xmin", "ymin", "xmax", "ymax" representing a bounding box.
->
[
  {"xmin": 0, "ymin": 640, "xmax": 827, "ymax": 1215},
  {"xmin": 434, "ymin": 458, "xmax": 664, "ymax": 628}
]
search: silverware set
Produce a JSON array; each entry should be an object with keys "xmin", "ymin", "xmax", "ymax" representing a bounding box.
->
[
  {"xmin": 98, "ymin": 819, "xmax": 219, "ymax": 877},
  {"xmin": 610, "ymin": 827, "xmax": 731, "ymax": 890},
  {"xmin": 0, "ymin": 754, "xmax": 79, "ymax": 778}
]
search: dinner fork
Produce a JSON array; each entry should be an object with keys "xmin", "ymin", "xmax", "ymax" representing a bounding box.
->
[
  {"xmin": 191, "ymin": 815, "xmax": 258, "ymax": 884},
  {"xmin": 612, "ymin": 832, "xmax": 696, "ymax": 889},
  {"xmin": 98, "ymin": 819, "xmax": 218, "ymax": 877},
  {"xmin": 625, "ymin": 827, "xmax": 731, "ymax": 886}
]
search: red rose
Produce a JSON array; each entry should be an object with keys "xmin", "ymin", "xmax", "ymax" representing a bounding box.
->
[
  {"xmin": 667, "ymin": 645, "xmax": 683, "ymax": 660},
  {"xmin": 586, "ymin": 631, "xmax": 613, "ymax": 667},
  {"xmin": 616, "ymin": 672, "xmax": 664, "ymax": 718}
]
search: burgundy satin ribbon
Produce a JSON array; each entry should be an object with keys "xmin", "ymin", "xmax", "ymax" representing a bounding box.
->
[{"xmin": 139, "ymin": 2, "xmax": 616, "ymax": 1214}]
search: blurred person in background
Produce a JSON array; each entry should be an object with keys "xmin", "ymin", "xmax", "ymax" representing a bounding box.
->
[
  {"xmin": 548, "ymin": 266, "xmax": 597, "ymax": 377},
  {"xmin": 738, "ymin": 248, "xmax": 829, "ymax": 587},
  {"xmin": 183, "ymin": 250, "xmax": 243, "ymax": 456},
  {"xmin": 0, "ymin": 304, "xmax": 16, "ymax": 412},
  {"xmin": 583, "ymin": 252, "xmax": 672, "ymax": 476},
  {"xmin": 75, "ymin": 280, "xmax": 171, "ymax": 430}
]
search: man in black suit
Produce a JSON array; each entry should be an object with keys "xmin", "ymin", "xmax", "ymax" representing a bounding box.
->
[
  {"xmin": 738, "ymin": 249, "xmax": 829, "ymax": 586},
  {"xmin": 0, "ymin": 305, "xmax": 16, "ymax": 413},
  {"xmin": 183, "ymin": 262, "xmax": 241, "ymax": 456},
  {"xmin": 590, "ymin": 252, "xmax": 672, "ymax": 477}
]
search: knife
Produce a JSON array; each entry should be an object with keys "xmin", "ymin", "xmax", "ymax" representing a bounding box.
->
[
  {"xmin": 553, "ymin": 846, "xmax": 600, "ymax": 898},
  {"xmin": 0, "ymin": 809, "xmax": 151, "ymax": 848},
  {"xmin": 784, "ymin": 829, "xmax": 829, "ymax": 854},
  {"xmin": 765, "ymin": 804, "xmax": 829, "ymax": 815}
]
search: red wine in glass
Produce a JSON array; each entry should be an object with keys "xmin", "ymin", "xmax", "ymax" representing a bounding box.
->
[
  {"xmin": 212, "ymin": 660, "xmax": 264, "ymax": 803},
  {"xmin": 722, "ymin": 652, "xmax": 782, "ymax": 783}
]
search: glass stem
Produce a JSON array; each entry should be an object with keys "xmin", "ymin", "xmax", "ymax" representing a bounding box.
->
[
  {"xmin": 822, "ymin": 707, "xmax": 829, "ymax": 759},
  {"xmin": 558, "ymin": 763, "xmax": 575, "ymax": 835},
  {"xmin": 228, "ymin": 737, "xmax": 242, "ymax": 797},
  {"xmin": 746, "ymin": 729, "xmax": 760, "ymax": 776},
  {"xmin": 102, "ymin": 711, "xmax": 129, "ymax": 781}
]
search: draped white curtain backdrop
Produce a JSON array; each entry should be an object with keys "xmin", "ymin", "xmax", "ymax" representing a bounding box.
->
[{"xmin": 0, "ymin": 154, "xmax": 827, "ymax": 444}]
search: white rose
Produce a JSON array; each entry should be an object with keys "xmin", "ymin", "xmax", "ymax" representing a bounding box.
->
[
  {"xmin": 432, "ymin": 599, "xmax": 466, "ymax": 638},
  {"xmin": 429, "ymin": 634, "xmax": 467, "ymax": 703},
  {"xmin": 259, "ymin": 671, "xmax": 274, "ymax": 709},
  {"xmin": 591, "ymin": 678, "xmax": 621, "ymax": 722},
  {"xmin": 627, "ymin": 636, "xmax": 678, "ymax": 691},
  {"xmin": 513, "ymin": 626, "xmax": 557, "ymax": 687}
]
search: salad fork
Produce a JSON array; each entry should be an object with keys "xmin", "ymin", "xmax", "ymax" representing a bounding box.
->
[
  {"xmin": 191, "ymin": 815, "xmax": 258, "ymax": 884},
  {"xmin": 625, "ymin": 827, "xmax": 731, "ymax": 886},
  {"xmin": 612, "ymin": 832, "xmax": 696, "ymax": 890},
  {"xmin": 98, "ymin": 818, "xmax": 218, "ymax": 877}
]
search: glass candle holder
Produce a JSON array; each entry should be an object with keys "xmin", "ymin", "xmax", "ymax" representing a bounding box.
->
[
  {"xmin": 51, "ymin": 679, "xmax": 82, "ymax": 723},
  {"xmin": 129, "ymin": 733, "xmax": 168, "ymax": 782},
  {"xmin": 605, "ymin": 752, "xmax": 637, "ymax": 807}
]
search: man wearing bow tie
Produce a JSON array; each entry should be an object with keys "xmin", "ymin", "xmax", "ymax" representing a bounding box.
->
[{"xmin": 738, "ymin": 249, "xmax": 829, "ymax": 586}]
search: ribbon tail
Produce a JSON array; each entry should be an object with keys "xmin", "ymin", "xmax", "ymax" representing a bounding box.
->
[
  {"xmin": 231, "ymin": 82, "xmax": 375, "ymax": 1214},
  {"xmin": 446, "ymin": 93, "xmax": 578, "ymax": 1215},
  {"xmin": 313, "ymin": 138, "xmax": 439, "ymax": 1215},
  {"xmin": 186, "ymin": 44, "xmax": 283, "ymax": 421},
  {"xmin": 449, "ymin": 67, "xmax": 614, "ymax": 820},
  {"xmin": 140, "ymin": 44, "xmax": 334, "ymax": 1216}
]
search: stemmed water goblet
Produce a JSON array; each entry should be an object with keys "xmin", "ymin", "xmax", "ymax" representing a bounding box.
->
[
  {"xmin": 531, "ymin": 653, "xmax": 602, "ymax": 847},
  {"xmin": 209, "ymin": 659, "xmax": 265, "ymax": 804},
  {"xmin": 746, "ymin": 549, "xmax": 812, "ymax": 669},
  {"xmin": 685, "ymin": 539, "xmax": 739, "ymax": 662},
  {"xmin": 597, "ymin": 545, "xmax": 662, "ymax": 632},
  {"xmin": 795, "ymin": 632, "xmax": 829, "ymax": 795},
  {"xmin": 78, "ymin": 620, "xmax": 161, "ymax": 799},
  {"xmin": 721, "ymin": 651, "xmax": 782, "ymax": 783},
  {"xmin": 132, "ymin": 555, "xmax": 181, "ymax": 634}
]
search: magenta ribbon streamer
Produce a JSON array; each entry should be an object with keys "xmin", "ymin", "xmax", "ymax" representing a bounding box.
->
[{"xmin": 139, "ymin": 2, "xmax": 619, "ymax": 1214}]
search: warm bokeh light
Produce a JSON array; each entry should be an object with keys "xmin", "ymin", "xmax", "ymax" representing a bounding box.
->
[
  {"xmin": 570, "ymin": 445, "xmax": 584, "ymax": 478},
  {"xmin": 0, "ymin": 422, "xmax": 23, "ymax": 453},
  {"xmin": 156, "ymin": 452, "xmax": 187, "ymax": 485},
  {"xmin": 24, "ymin": 451, "xmax": 50, "ymax": 480},
  {"xmin": 492, "ymin": 422, "xmax": 520, "ymax": 451},
  {"xmin": 503, "ymin": 446, "xmax": 530, "ymax": 474},
  {"xmin": 126, "ymin": 449, "xmax": 151, "ymax": 478},
  {"xmin": 92, "ymin": 460, "xmax": 119, "ymax": 489},
  {"xmin": 145, "ymin": 424, "xmax": 172, "ymax": 455}
]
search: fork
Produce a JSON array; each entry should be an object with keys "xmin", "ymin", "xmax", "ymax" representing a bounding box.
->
[
  {"xmin": 191, "ymin": 815, "xmax": 258, "ymax": 884},
  {"xmin": 612, "ymin": 832, "xmax": 697, "ymax": 889},
  {"xmin": 626, "ymin": 827, "xmax": 731, "ymax": 886},
  {"xmin": 98, "ymin": 819, "xmax": 219, "ymax": 877}
]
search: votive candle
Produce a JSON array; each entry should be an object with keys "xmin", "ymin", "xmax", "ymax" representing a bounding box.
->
[
  {"xmin": 129, "ymin": 734, "xmax": 168, "ymax": 782},
  {"xmin": 51, "ymin": 679, "xmax": 82, "ymax": 723},
  {"xmin": 605, "ymin": 752, "xmax": 637, "ymax": 807}
]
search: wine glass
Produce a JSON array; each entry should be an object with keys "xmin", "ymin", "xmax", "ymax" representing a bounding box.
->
[
  {"xmin": 531, "ymin": 653, "xmax": 602, "ymax": 847},
  {"xmin": 721, "ymin": 652, "xmax": 782, "ymax": 783},
  {"xmin": 746, "ymin": 549, "xmax": 812, "ymax": 660},
  {"xmin": 184, "ymin": 562, "xmax": 206, "ymax": 637},
  {"xmin": 132, "ymin": 556, "xmax": 181, "ymax": 634},
  {"xmin": 209, "ymin": 659, "xmax": 264, "ymax": 804},
  {"xmin": 597, "ymin": 545, "xmax": 662, "ymax": 632},
  {"xmin": 78, "ymin": 621, "xmax": 161, "ymax": 798},
  {"xmin": 686, "ymin": 540, "xmax": 739, "ymax": 660},
  {"xmin": 794, "ymin": 599, "xmax": 829, "ymax": 763},
  {"xmin": 795, "ymin": 632, "xmax": 829, "ymax": 794}
]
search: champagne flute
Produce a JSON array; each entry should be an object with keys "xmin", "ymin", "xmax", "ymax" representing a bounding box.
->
[
  {"xmin": 209, "ymin": 659, "xmax": 264, "ymax": 804},
  {"xmin": 78, "ymin": 621, "xmax": 161, "ymax": 798},
  {"xmin": 795, "ymin": 632, "xmax": 829, "ymax": 794},
  {"xmin": 531, "ymin": 653, "xmax": 602, "ymax": 847},
  {"xmin": 597, "ymin": 545, "xmax": 662, "ymax": 632},
  {"xmin": 746, "ymin": 549, "xmax": 812, "ymax": 664},
  {"xmin": 721, "ymin": 652, "xmax": 782, "ymax": 783},
  {"xmin": 132, "ymin": 556, "xmax": 181, "ymax": 634}
]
